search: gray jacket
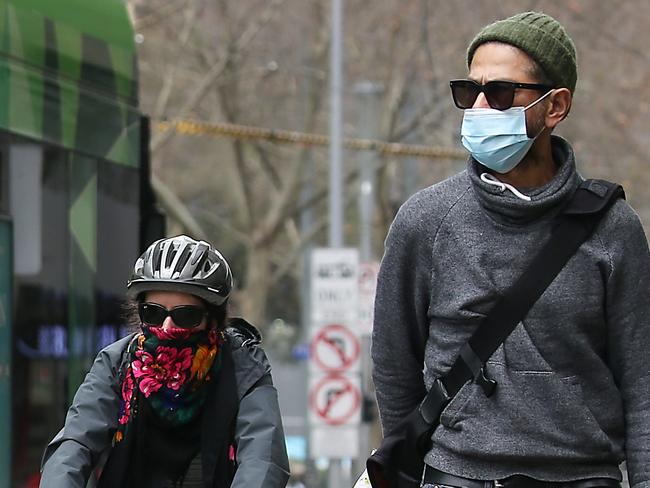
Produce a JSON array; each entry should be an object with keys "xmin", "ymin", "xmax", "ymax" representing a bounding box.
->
[
  {"xmin": 372, "ymin": 137, "xmax": 650, "ymax": 487},
  {"xmin": 40, "ymin": 323, "xmax": 290, "ymax": 488}
]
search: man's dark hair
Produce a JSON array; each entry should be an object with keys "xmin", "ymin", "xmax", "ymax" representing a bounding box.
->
[{"xmin": 528, "ymin": 58, "xmax": 554, "ymax": 88}]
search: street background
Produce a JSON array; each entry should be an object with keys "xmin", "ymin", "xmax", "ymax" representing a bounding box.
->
[
  {"xmin": 129, "ymin": 0, "xmax": 650, "ymax": 328},
  {"xmin": 4, "ymin": 0, "xmax": 646, "ymax": 486},
  {"xmin": 126, "ymin": 1, "xmax": 647, "ymax": 486}
]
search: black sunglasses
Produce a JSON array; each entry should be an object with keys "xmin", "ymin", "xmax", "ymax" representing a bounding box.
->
[
  {"xmin": 449, "ymin": 79, "xmax": 554, "ymax": 110},
  {"xmin": 138, "ymin": 302, "xmax": 208, "ymax": 329}
]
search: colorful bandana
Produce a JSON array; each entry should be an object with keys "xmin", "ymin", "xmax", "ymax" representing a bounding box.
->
[{"xmin": 114, "ymin": 325, "xmax": 222, "ymax": 443}]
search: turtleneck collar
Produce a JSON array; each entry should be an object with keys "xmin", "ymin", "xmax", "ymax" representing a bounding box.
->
[{"xmin": 468, "ymin": 135, "xmax": 582, "ymax": 226}]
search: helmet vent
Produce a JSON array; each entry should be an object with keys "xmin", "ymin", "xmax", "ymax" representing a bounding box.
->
[
  {"xmin": 175, "ymin": 246, "xmax": 193, "ymax": 276},
  {"xmin": 126, "ymin": 235, "xmax": 233, "ymax": 306},
  {"xmin": 165, "ymin": 246, "xmax": 177, "ymax": 269},
  {"xmin": 152, "ymin": 244, "xmax": 163, "ymax": 274}
]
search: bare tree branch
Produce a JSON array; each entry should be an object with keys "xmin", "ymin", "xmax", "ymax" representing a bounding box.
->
[
  {"xmin": 253, "ymin": 143, "xmax": 282, "ymax": 189},
  {"xmin": 191, "ymin": 207, "xmax": 253, "ymax": 247},
  {"xmin": 150, "ymin": 174, "xmax": 207, "ymax": 239},
  {"xmin": 132, "ymin": 0, "xmax": 190, "ymax": 31},
  {"xmin": 152, "ymin": 3, "xmax": 199, "ymax": 118},
  {"xmin": 270, "ymin": 187, "xmax": 359, "ymax": 284},
  {"xmin": 151, "ymin": 0, "xmax": 286, "ymax": 153}
]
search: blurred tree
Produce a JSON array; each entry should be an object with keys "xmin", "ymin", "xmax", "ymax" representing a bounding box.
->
[{"xmin": 127, "ymin": 0, "xmax": 650, "ymax": 329}]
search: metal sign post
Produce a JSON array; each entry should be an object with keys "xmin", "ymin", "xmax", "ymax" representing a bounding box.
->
[{"xmin": 328, "ymin": 0, "xmax": 344, "ymax": 250}]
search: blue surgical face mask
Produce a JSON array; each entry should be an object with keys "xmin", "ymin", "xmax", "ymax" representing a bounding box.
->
[{"xmin": 460, "ymin": 90, "xmax": 553, "ymax": 174}]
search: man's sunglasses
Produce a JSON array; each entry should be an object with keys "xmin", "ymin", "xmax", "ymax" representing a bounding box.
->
[
  {"xmin": 138, "ymin": 302, "xmax": 208, "ymax": 329},
  {"xmin": 449, "ymin": 79, "xmax": 554, "ymax": 110}
]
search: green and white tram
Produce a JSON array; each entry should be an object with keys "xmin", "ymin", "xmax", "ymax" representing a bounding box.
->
[{"xmin": 0, "ymin": 1, "xmax": 162, "ymax": 485}]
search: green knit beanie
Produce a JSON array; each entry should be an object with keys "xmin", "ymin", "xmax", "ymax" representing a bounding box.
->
[{"xmin": 466, "ymin": 11, "xmax": 577, "ymax": 93}]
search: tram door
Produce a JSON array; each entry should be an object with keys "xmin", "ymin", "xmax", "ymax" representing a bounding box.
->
[
  {"xmin": 1, "ymin": 140, "xmax": 70, "ymax": 485},
  {"xmin": 1, "ymin": 137, "xmax": 143, "ymax": 486}
]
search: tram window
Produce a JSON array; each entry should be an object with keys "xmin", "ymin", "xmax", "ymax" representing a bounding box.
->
[
  {"xmin": 9, "ymin": 144, "xmax": 44, "ymax": 276},
  {"xmin": 96, "ymin": 160, "xmax": 140, "ymax": 343},
  {"xmin": 0, "ymin": 147, "xmax": 6, "ymax": 214},
  {"xmin": 0, "ymin": 136, "xmax": 8, "ymax": 215}
]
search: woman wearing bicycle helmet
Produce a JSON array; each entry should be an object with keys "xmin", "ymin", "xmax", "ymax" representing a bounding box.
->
[{"xmin": 40, "ymin": 235, "xmax": 290, "ymax": 488}]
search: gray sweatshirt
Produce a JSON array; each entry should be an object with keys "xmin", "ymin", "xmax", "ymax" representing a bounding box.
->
[{"xmin": 371, "ymin": 136, "xmax": 650, "ymax": 487}]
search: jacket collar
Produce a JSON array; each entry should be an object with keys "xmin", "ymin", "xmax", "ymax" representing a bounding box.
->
[{"xmin": 468, "ymin": 136, "xmax": 582, "ymax": 226}]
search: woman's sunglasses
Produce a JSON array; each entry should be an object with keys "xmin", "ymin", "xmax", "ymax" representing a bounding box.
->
[
  {"xmin": 449, "ymin": 79, "xmax": 554, "ymax": 110},
  {"xmin": 138, "ymin": 302, "xmax": 208, "ymax": 329}
]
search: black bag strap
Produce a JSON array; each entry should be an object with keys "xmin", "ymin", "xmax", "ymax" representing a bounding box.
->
[{"xmin": 424, "ymin": 179, "xmax": 624, "ymax": 418}]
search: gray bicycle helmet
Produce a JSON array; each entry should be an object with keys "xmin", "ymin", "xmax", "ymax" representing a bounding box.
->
[{"xmin": 126, "ymin": 235, "xmax": 233, "ymax": 306}]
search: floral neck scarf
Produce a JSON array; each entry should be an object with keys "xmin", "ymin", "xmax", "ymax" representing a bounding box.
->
[{"xmin": 115, "ymin": 325, "xmax": 222, "ymax": 443}]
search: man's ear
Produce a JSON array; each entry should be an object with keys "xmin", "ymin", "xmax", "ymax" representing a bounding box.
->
[{"xmin": 546, "ymin": 88, "xmax": 572, "ymax": 128}]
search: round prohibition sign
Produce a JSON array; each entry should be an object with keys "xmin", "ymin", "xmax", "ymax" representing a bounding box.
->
[
  {"xmin": 358, "ymin": 262, "xmax": 378, "ymax": 295},
  {"xmin": 309, "ymin": 374, "xmax": 361, "ymax": 426},
  {"xmin": 311, "ymin": 324, "xmax": 360, "ymax": 372}
]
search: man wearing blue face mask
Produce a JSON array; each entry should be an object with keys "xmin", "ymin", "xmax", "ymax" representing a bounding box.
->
[{"xmin": 371, "ymin": 11, "xmax": 650, "ymax": 488}]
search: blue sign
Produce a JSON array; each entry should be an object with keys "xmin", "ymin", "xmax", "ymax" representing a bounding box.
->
[{"xmin": 285, "ymin": 435, "xmax": 307, "ymax": 462}]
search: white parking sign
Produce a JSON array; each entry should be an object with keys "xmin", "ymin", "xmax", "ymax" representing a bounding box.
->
[{"xmin": 310, "ymin": 248, "xmax": 359, "ymax": 322}]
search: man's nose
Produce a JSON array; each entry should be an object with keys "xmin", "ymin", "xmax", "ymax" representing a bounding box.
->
[{"xmin": 473, "ymin": 92, "xmax": 490, "ymax": 109}]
